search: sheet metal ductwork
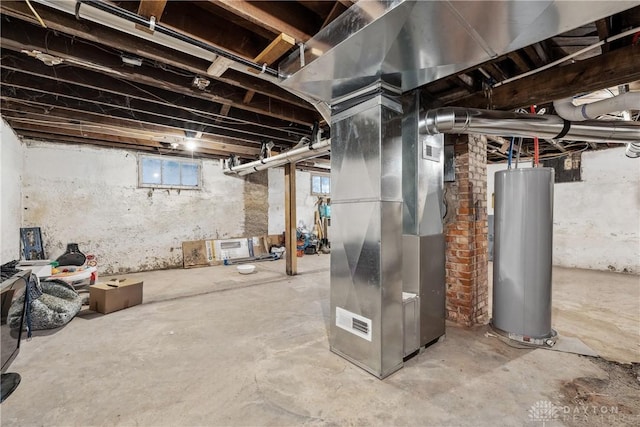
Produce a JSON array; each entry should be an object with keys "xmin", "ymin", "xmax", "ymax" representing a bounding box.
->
[
  {"xmin": 421, "ymin": 107, "xmax": 640, "ymax": 145},
  {"xmin": 280, "ymin": 0, "xmax": 636, "ymax": 103}
]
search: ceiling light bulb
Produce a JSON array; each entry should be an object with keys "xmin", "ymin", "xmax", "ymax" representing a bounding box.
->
[{"xmin": 185, "ymin": 139, "xmax": 197, "ymax": 151}]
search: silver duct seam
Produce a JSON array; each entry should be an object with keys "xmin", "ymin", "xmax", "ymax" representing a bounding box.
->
[{"xmin": 421, "ymin": 108, "xmax": 640, "ymax": 148}]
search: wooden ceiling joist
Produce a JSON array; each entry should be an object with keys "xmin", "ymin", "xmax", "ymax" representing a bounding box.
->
[
  {"xmin": 0, "ymin": 1, "xmax": 317, "ymax": 112},
  {"xmin": 451, "ymin": 43, "xmax": 640, "ymax": 110},
  {"xmin": 137, "ymin": 0, "xmax": 168, "ymax": 20},
  {"xmin": 213, "ymin": 0, "xmax": 316, "ymax": 42},
  {"xmin": 0, "ymin": 56, "xmax": 310, "ymax": 140},
  {"xmin": 0, "ymin": 105, "xmax": 262, "ymax": 157},
  {"xmin": 0, "ymin": 24, "xmax": 316, "ymax": 125}
]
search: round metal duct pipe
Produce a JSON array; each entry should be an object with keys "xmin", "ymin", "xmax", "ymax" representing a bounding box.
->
[{"xmin": 422, "ymin": 107, "xmax": 640, "ymax": 144}]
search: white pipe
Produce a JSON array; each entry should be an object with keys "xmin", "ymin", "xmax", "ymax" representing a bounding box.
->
[
  {"xmin": 224, "ymin": 139, "xmax": 331, "ymax": 175},
  {"xmin": 553, "ymin": 92, "xmax": 640, "ymax": 121},
  {"xmin": 494, "ymin": 26, "xmax": 640, "ymax": 88}
]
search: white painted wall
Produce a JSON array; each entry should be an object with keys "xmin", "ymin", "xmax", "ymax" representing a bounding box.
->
[
  {"xmin": 487, "ymin": 147, "xmax": 640, "ymax": 273},
  {"xmin": 22, "ymin": 141, "xmax": 246, "ymax": 274},
  {"xmin": 268, "ymin": 168, "xmax": 319, "ymax": 235},
  {"xmin": 0, "ymin": 120, "xmax": 24, "ymax": 263}
]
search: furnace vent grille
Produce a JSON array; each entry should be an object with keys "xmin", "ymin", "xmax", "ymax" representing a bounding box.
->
[
  {"xmin": 422, "ymin": 140, "xmax": 441, "ymax": 162},
  {"xmin": 336, "ymin": 307, "xmax": 372, "ymax": 341}
]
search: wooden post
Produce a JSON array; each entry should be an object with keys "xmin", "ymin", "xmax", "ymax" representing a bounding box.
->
[{"xmin": 284, "ymin": 163, "xmax": 297, "ymax": 275}]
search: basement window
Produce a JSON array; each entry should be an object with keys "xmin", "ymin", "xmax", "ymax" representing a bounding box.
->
[
  {"xmin": 311, "ymin": 174, "xmax": 330, "ymax": 196},
  {"xmin": 138, "ymin": 155, "xmax": 202, "ymax": 189}
]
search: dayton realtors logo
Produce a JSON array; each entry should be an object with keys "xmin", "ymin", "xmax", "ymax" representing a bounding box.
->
[
  {"xmin": 528, "ymin": 400, "xmax": 629, "ymax": 425},
  {"xmin": 528, "ymin": 400, "xmax": 560, "ymax": 426}
]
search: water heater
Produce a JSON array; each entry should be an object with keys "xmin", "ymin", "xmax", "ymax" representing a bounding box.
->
[{"xmin": 492, "ymin": 167, "xmax": 556, "ymax": 345}]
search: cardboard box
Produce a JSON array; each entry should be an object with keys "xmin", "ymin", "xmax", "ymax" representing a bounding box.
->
[
  {"xmin": 182, "ymin": 240, "xmax": 217, "ymax": 268},
  {"xmin": 89, "ymin": 278, "xmax": 143, "ymax": 314}
]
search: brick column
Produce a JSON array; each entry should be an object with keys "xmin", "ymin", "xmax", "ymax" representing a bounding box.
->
[{"xmin": 444, "ymin": 134, "xmax": 488, "ymax": 326}]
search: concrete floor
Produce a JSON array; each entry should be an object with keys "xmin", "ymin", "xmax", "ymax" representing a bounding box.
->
[{"xmin": 2, "ymin": 256, "xmax": 638, "ymax": 426}]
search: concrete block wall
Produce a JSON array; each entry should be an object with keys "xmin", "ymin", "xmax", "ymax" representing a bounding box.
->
[{"xmin": 444, "ymin": 135, "xmax": 489, "ymax": 326}]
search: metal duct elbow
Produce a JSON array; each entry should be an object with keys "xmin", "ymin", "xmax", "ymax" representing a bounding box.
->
[
  {"xmin": 423, "ymin": 108, "xmax": 472, "ymax": 134},
  {"xmin": 626, "ymin": 143, "xmax": 640, "ymax": 158},
  {"xmin": 553, "ymin": 92, "xmax": 640, "ymax": 121}
]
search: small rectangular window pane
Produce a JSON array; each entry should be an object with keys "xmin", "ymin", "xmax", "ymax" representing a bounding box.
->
[
  {"xmin": 321, "ymin": 176, "xmax": 330, "ymax": 194},
  {"xmin": 163, "ymin": 160, "xmax": 181, "ymax": 186},
  {"xmin": 312, "ymin": 176, "xmax": 321, "ymax": 194},
  {"xmin": 181, "ymin": 163, "xmax": 199, "ymax": 186},
  {"xmin": 141, "ymin": 158, "xmax": 161, "ymax": 184}
]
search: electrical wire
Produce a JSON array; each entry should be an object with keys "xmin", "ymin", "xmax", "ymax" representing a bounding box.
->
[
  {"xmin": 530, "ymin": 105, "xmax": 539, "ymax": 166},
  {"xmin": 25, "ymin": 0, "xmax": 47, "ymax": 28}
]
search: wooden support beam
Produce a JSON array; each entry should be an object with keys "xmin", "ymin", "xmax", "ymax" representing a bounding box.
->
[
  {"xmin": 284, "ymin": 163, "xmax": 297, "ymax": 276},
  {"xmin": 213, "ymin": 0, "xmax": 314, "ymax": 42},
  {"xmin": 243, "ymin": 32, "xmax": 294, "ymax": 107},
  {"xmin": 206, "ymin": 57, "xmax": 234, "ymax": 77},
  {"xmin": 507, "ymin": 52, "xmax": 530, "ymax": 73},
  {"xmin": 450, "ymin": 44, "xmax": 640, "ymax": 110},
  {"xmin": 215, "ymin": 104, "xmax": 232, "ymax": 124},
  {"xmin": 137, "ymin": 0, "xmax": 168, "ymax": 19},
  {"xmin": 595, "ymin": 18, "xmax": 611, "ymax": 53},
  {"xmin": 253, "ymin": 33, "xmax": 296, "ymax": 68},
  {"xmin": 243, "ymin": 91, "xmax": 256, "ymax": 104}
]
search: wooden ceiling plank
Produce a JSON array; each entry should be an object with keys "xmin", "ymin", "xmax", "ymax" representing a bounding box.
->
[
  {"xmin": 213, "ymin": 0, "xmax": 313, "ymax": 42},
  {"xmin": 137, "ymin": 0, "xmax": 168, "ymax": 20},
  {"xmin": 448, "ymin": 44, "xmax": 640, "ymax": 110}
]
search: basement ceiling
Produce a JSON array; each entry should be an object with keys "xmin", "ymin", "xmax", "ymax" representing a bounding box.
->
[{"xmin": 1, "ymin": 1, "xmax": 639, "ymax": 165}]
